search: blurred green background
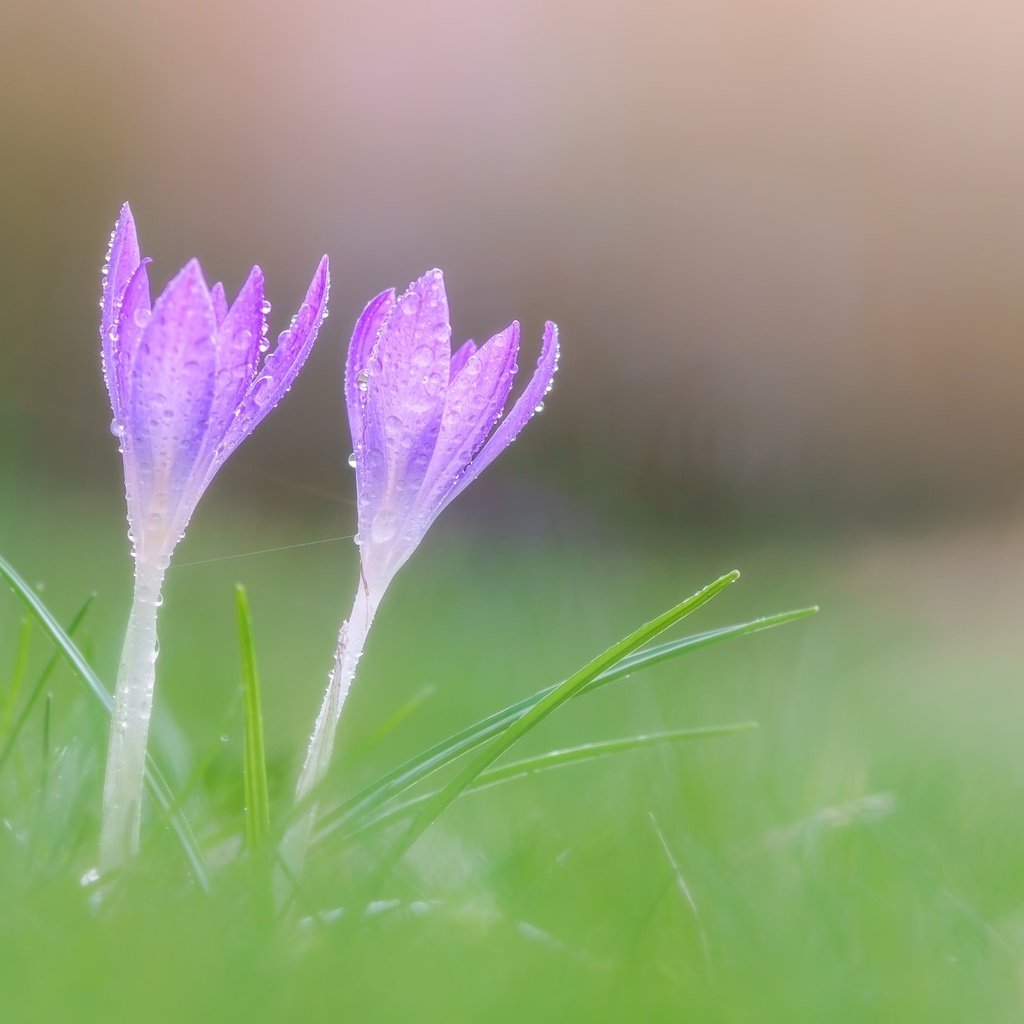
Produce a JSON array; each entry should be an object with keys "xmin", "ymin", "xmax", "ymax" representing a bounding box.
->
[{"xmin": 2, "ymin": 0, "xmax": 1024, "ymax": 1021}]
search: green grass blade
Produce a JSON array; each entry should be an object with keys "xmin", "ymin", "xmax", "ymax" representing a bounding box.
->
[
  {"xmin": 360, "ymin": 571, "xmax": 740, "ymax": 889},
  {"xmin": 313, "ymin": 598, "xmax": 814, "ymax": 843},
  {"xmin": 235, "ymin": 584, "xmax": 270, "ymax": 852},
  {"xmin": 0, "ymin": 552, "xmax": 210, "ymax": 892},
  {"xmin": 0, "ymin": 594, "xmax": 95, "ymax": 778},
  {"xmin": 2, "ymin": 615, "xmax": 33, "ymax": 732},
  {"xmin": 351, "ymin": 722, "xmax": 759, "ymax": 837}
]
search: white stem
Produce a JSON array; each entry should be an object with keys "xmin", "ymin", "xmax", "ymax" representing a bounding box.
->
[
  {"xmin": 99, "ymin": 561, "xmax": 166, "ymax": 872},
  {"xmin": 283, "ymin": 583, "xmax": 377, "ymax": 878}
]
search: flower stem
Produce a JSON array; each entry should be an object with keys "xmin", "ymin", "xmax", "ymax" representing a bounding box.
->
[
  {"xmin": 283, "ymin": 584, "xmax": 377, "ymax": 878},
  {"xmin": 99, "ymin": 562, "xmax": 166, "ymax": 872}
]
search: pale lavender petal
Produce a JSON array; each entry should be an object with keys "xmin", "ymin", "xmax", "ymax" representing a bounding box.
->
[
  {"xmin": 101, "ymin": 204, "xmax": 142, "ymax": 419},
  {"xmin": 108, "ymin": 260, "xmax": 153, "ymax": 425},
  {"xmin": 439, "ymin": 321, "xmax": 560, "ymax": 511},
  {"xmin": 416, "ymin": 323, "xmax": 520, "ymax": 522},
  {"xmin": 125, "ymin": 259, "xmax": 218, "ymax": 552},
  {"xmin": 450, "ymin": 339, "xmax": 477, "ymax": 378},
  {"xmin": 210, "ymin": 282, "xmax": 229, "ymax": 326},
  {"xmin": 101, "ymin": 203, "xmax": 140, "ymax": 342},
  {"xmin": 210, "ymin": 255, "xmax": 329, "ymax": 473},
  {"xmin": 361, "ymin": 269, "xmax": 451, "ymax": 536},
  {"xmin": 184, "ymin": 267, "xmax": 265, "ymax": 488},
  {"xmin": 345, "ymin": 288, "xmax": 396, "ymax": 456}
]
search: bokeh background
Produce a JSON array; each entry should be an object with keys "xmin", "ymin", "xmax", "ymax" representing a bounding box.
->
[
  {"xmin": 4, "ymin": 2, "xmax": 1024, "ymax": 1021},
  {"xmin": 4, "ymin": 0, "xmax": 1024, "ymax": 528}
]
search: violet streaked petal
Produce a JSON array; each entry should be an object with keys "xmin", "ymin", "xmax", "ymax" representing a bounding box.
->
[
  {"xmin": 438, "ymin": 320, "xmax": 560, "ymax": 512},
  {"xmin": 101, "ymin": 204, "xmax": 142, "ymax": 419},
  {"xmin": 109, "ymin": 260, "xmax": 153, "ymax": 419},
  {"xmin": 125, "ymin": 259, "xmax": 217, "ymax": 553},
  {"xmin": 184, "ymin": 266, "xmax": 265, "ymax": 489},
  {"xmin": 209, "ymin": 255, "xmax": 329, "ymax": 475},
  {"xmin": 417, "ymin": 323, "xmax": 520, "ymax": 522},
  {"xmin": 101, "ymin": 203, "xmax": 140, "ymax": 342},
  {"xmin": 210, "ymin": 282, "xmax": 229, "ymax": 326},
  {"xmin": 362, "ymin": 269, "xmax": 451, "ymax": 532},
  {"xmin": 345, "ymin": 288, "xmax": 396, "ymax": 455},
  {"xmin": 450, "ymin": 339, "xmax": 477, "ymax": 378}
]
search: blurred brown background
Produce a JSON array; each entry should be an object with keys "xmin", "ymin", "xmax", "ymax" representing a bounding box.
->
[{"xmin": 2, "ymin": 0, "xmax": 1023, "ymax": 530}]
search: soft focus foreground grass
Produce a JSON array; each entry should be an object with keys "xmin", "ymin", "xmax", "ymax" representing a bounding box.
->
[{"xmin": 2, "ymin": 480, "xmax": 1023, "ymax": 1022}]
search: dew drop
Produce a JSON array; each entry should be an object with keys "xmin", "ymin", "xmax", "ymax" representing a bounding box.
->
[
  {"xmin": 347, "ymin": 452, "xmax": 358, "ymax": 468},
  {"xmin": 110, "ymin": 419, "xmax": 126, "ymax": 437},
  {"xmin": 356, "ymin": 369, "xmax": 370, "ymax": 392},
  {"xmin": 370, "ymin": 511, "xmax": 398, "ymax": 544},
  {"xmin": 534, "ymin": 402, "xmax": 545, "ymax": 413},
  {"xmin": 133, "ymin": 307, "xmax": 152, "ymax": 329},
  {"xmin": 261, "ymin": 299, "xmax": 272, "ymax": 315},
  {"xmin": 250, "ymin": 376, "xmax": 273, "ymax": 406}
]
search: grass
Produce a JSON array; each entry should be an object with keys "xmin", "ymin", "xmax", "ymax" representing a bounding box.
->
[{"xmin": 1, "ymin": 477, "xmax": 1023, "ymax": 1022}]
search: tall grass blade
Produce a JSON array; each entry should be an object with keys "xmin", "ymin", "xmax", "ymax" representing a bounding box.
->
[
  {"xmin": 351, "ymin": 722, "xmax": 758, "ymax": 837},
  {"xmin": 0, "ymin": 552, "xmax": 210, "ymax": 891},
  {"xmin": 313, "ymin": 602, "xmax": 815, "ymax": 842},
  {"xmin": 0, "ymin": 595, "xmax": 95, "ymax": 778},
  {"xmin": 361, "ymin": 571, "xmax": 740, "ymax": 889},
  {"xmin": 235, "ymin": 584, "xmax": 270, "ymax": 852},
  {"xmin": 2, "ymin": 615, "xmax": 33, "ymax": 732}
]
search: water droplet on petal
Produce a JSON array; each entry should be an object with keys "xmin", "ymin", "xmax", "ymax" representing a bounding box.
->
[
  {"xmin": 534, "ymin": 402, "xmax": 545, "ymax": 414},
  {"xmin": 133, "ymin": 307, "xmax": 152, "ymax": 329},
  {"xmin": 110, "ymin": 419, "xmax": 126, "ymax": 437},
  {"xmin": 356, "ymin": 369, "xmax": 370, "ymax": 392},
  {"xmin": 261, "ymin": 299, "xmax": 272, "ymax": 315},
  {"xmin": 371, "ymin": 511, "xmax": 398, "ymax": 544},
  {"xmin": 347, "ymin": 452, "xmax": 358, "ymax": 468},
  {"xmin": 250, "ymin": 376, "xmax": 273, "ymax": 406}
]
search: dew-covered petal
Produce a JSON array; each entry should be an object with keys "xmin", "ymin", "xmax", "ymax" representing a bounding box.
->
[
  {"xmin": 124, "ymin": 259, "xmax": 218, "ymax": 554},
  {"xmin": 417, "ymin": 323, "xmax": 520, "ymax": 522},
  {"xmin": 108, "ymin": 260, "xmax": 153, "ymax": 423},
  {"xmin": 361, "ymin": 269, "xmax": 451, "ymax": 534},
  {"xmin": 210, "ymin": 255, "xmax": 329, "ymax": 475},
  {"xmin": 439, "ymin": 321, "xmax": 560, "ymax": 512},
  {"xmin": 101, "ymin": 204, "xmax": 144, "ymax": 420},
  {"xmin": 101, "ymin": 203, "xmax": 140, "ymax": 343},
  {"xmin": 185, "ymin": 266, "xmax": 265, "ymax": 486},
  {"xmin": 345, "ymin": 288, "xmax": 396, "ymax": 455},
  {"xmin": 210, "ymin": 282, "xmax": 229, "ymax": 326},
  {"xmin": 450, "ymin": 339, "xmax": 477, "ymax": 378}
]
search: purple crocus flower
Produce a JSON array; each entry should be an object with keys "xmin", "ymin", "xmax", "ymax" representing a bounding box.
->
[
  {"xmin": 290, "ymin": 269, "xmax": 558, "ymax": 855},
  {"xmin": 101, "ymin": 203, "xmax": 330, "ymax": 569},
  {"xmin": 99, "ymin": 203, "xmax": 329, "ymax": 870}
]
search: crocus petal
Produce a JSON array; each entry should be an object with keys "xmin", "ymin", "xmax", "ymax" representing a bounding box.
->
[
  {"xmin": 416, "ymin": 323, "xmax": 520, "ymax": 522},
  {"xmin": 439, "ymin": 321, "xmax": 560, "ymax": 512},
  {"xmin": 101, "ymin": 204, "xmax": 142, "ymax": 419},
  {"xmin": 183, "ymin": 267, "xmax": 265, "ymax": 494},
  {"xmin": 450, "ymin": 339, "xmax": 477, "ymax": 378},
  {"xmin": 209, "ymin": 255, "xmax": 329, "ymax": 476},
  {"xmin": 125, "ymin": 259, "xmax": 218, "ymax": 558},
  {"xmin": 210, "ymin": 282, "xmax": 229, "ymax": 326},
  {"xmin": 108, "ymin": 260, "xmax": 153, "ymax": 423},
  {"xmin": 361, "ymin": 269, "xmax": 451, "ymax": 536},
  {"xmin": 345, "ymin": 288, "xmax": 396, "ymax": 455}
]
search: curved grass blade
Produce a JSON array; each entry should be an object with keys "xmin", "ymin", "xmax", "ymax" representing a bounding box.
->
[
  {"xmin": 2, "ymin": 615, "xmax": 33, "ymax": 732},
  {"xmin": 358, "ymin": 571, "xmax": 740, "ymax": 891},
  {"xmin": 236, "ymin": 584, "xmax": 270, "ymax": 852},
  {"xmin": 349, "ymin": 721, "xmax": 758, "ymax": 838},
  {"xmin": 0, "ymin": 552, "xmax": 210, "ymax": 892},
  {"xmin": 313, "ymin": 602, "xmax": 815, "ymax": 843},
  {"xmin": 0, "ymin": 594, "xmax": 95, "ymax": 778}
]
